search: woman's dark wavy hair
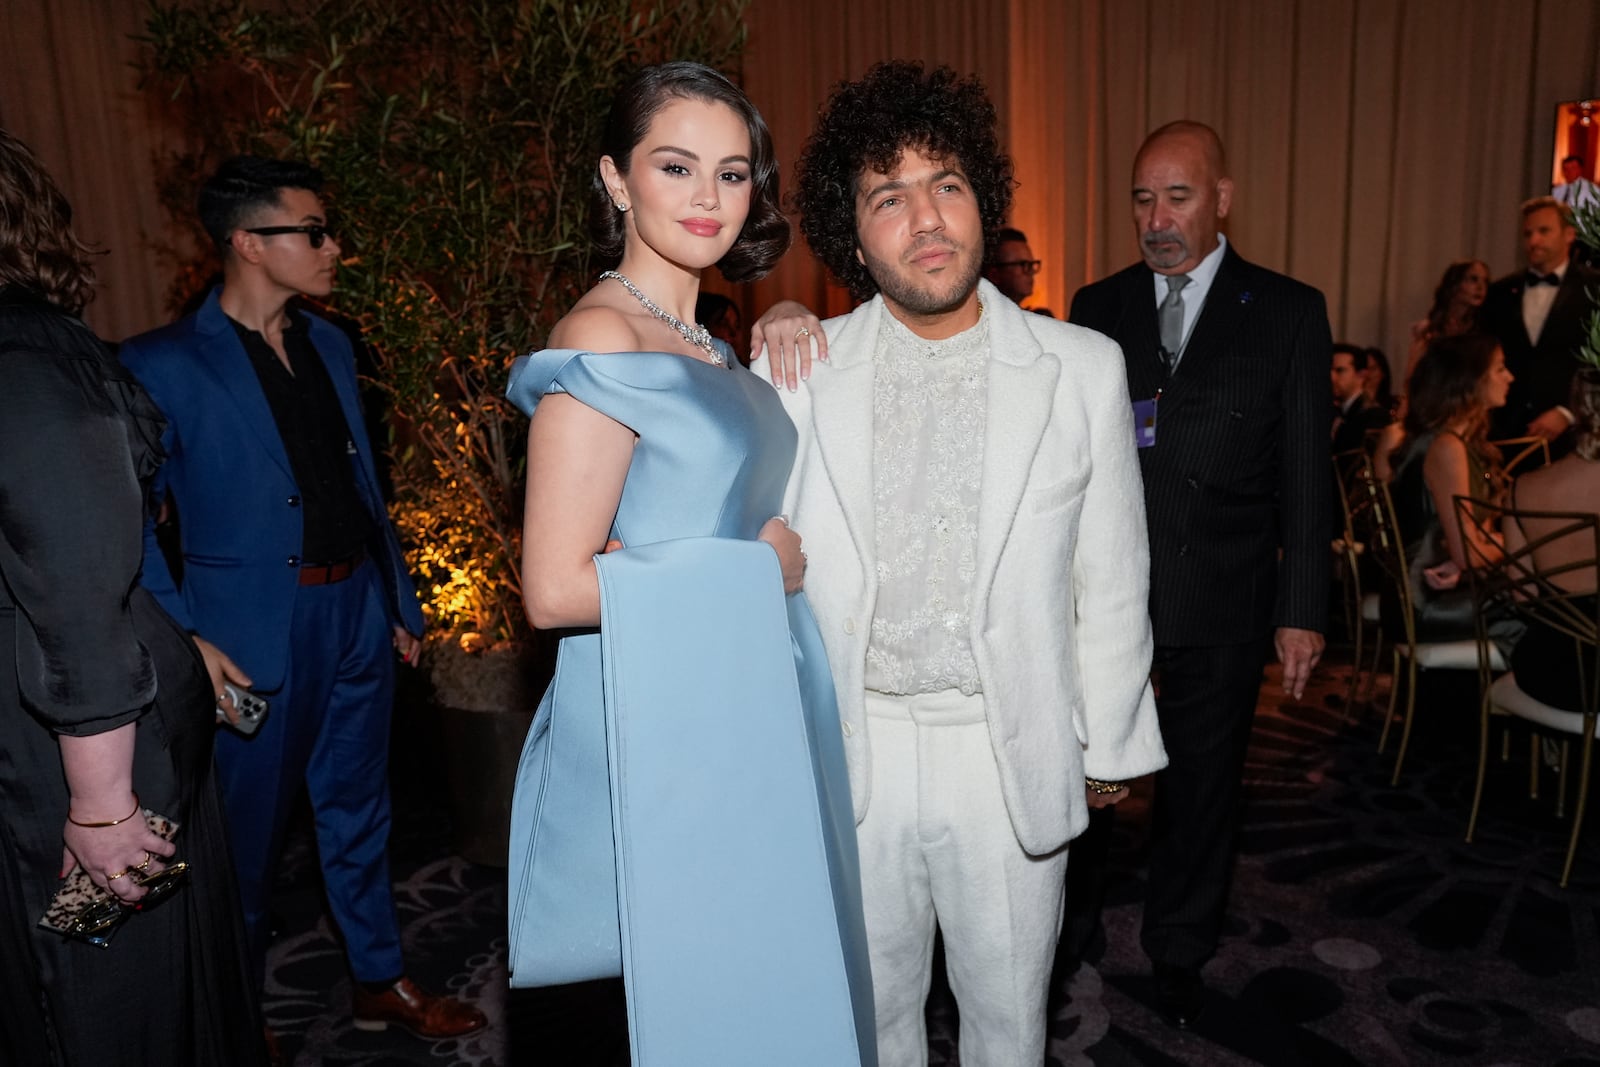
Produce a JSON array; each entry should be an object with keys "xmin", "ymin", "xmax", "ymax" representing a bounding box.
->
[
  {"xmin": 1422, "ymin": 258, "xmax": 1488, "ymax": 339},
  {"xmin": 792, "ymin": 61, "xmax": 1014, "ymax": 302},
  {"xmin": 1402, "ymin": 331, "xmax": 1503, "ymax": 468},
  {"xmin": 591, "ymin": 62, "xmax": 789, "ymax": 283},
  {"xmin": 0, "ymin": 128, "xmax": 98, "ymax": 314},
  {"xmin": 1365, "ymin": 346, "xmax": 1394, "ymax": 413}
]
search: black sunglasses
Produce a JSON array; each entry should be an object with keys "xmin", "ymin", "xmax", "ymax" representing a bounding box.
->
[
  {"xmin": 993, "ymin": 259, "xmax": 1042, "ymax": 274},
  {"xmin": 243, "ymin": 224, "xmax": 332, "ymax": 249}
]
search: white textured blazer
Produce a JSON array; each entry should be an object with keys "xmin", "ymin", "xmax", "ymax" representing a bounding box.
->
[{"xmin": 752, "ymin": 280, "xmax": 1167, "ymax": 856}]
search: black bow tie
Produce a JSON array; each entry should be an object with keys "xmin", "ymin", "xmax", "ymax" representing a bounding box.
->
[{"xmin": 1526, "ymin": 271, "xmax": 1561, "ymax": 287}]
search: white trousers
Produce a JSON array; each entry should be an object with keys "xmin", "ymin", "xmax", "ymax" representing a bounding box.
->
[{"xmin": 860, "ymin": 690, "xmax": 1069, "ymax": 1067}]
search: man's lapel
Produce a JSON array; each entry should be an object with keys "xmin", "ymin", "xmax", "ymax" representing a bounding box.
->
[
  {"xmin": 1120, "ymin": 268, "xmax": 1167, "ymax": 401},
  {"xmin": 194, "ymin": 289, "xmax": 296, "ymax": 479},
  {"xmin": 973, "ymin": 285, "xmax": 1060, "ymax": 605},
  {"xmin": 1162, "ymin": 247, "xmax": 1249, "ymax": 407},
  {"xmin": 1541, "ymin": 266, "xmax": 1591, "ymax": 352},
  {"xmin": 809, "ymin": 300, "xmax": 880, "ymax": 577}
]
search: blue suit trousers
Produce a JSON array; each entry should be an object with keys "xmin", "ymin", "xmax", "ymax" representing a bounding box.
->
[{"xmin": 213, "ymin": 562, "xmax": 404, "ymax": 984}]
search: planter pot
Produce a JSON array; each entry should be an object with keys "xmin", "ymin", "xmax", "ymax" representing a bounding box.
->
[
  {"xmin": 437, "ymin": 704, "xmax": 534, "ymax": 866},
  {"xmin": 426, "ymin": 639, "xmax": 552, "ymax": 868}
]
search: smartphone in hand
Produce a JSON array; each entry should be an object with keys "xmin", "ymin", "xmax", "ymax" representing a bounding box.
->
[{"xmin": 217, "ymin": 684, "xmax": 269, "ymax": 736}]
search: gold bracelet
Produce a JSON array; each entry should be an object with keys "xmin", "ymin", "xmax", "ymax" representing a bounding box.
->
[
  {"xmin": 1084, "ymin": 777, "xmax": 1127, "ymax": 795},
  {"xmin": 67, "ymin": 794, "xmax": 140, "ymax": 828}
]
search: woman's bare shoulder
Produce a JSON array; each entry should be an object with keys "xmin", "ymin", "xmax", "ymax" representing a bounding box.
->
[{"xmin": 548, "ymin": 299, "xmax": 643, "ymax": 354}]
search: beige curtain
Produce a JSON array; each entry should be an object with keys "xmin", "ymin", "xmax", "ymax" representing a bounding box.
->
[
  {"xmin": 742, "ymin": 0, "xmax": 1600, "ymax": 371},
  {"xmin": 0, "ymin": 0, "xmax": 183, "ymax": 341},
  {"xmin": 3, "ymin": 0, "xmax": 1598, "ymax": 366}
]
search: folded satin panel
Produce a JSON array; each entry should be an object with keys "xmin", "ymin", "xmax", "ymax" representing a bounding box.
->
[{"xmin": 508, "ymin": 537, "xmax": 874, "ymax": 1066}]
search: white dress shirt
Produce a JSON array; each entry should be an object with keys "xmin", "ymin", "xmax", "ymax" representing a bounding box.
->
[{"xmin": 1523, "ymin": 259, "xmax": 1568, "ymax": 344}]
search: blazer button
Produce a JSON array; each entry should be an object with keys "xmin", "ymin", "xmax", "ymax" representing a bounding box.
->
[
  {"xmin": 844, "ymin": 618, "xmax": 856, "ymax": 635},
  {"xmin": 1178, "ymin": 544, "xmax": 1190, "ymax": 557},
  {"xmin": 287, "ymin": 555, "xmax": 302, "ymax": 567},
  {"xmin": 287, "ymin": 495, "xmax": 301, "ymax": 507},
  {"xmin": 1186, "ymin": 476, "xmax": 1199, "ymax": 489}
]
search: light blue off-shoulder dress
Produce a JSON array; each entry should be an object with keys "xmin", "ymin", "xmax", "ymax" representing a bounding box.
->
[{"xmin": 505, "ymin": 348, "xmax": 875, "ymax": 1066}]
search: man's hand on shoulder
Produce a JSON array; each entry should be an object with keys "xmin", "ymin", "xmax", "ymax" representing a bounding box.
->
[{"xmin": 1527, "ymin": 407, "xmax": 1572, "ymax": 442}]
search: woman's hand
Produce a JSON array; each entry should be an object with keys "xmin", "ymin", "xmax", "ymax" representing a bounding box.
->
[
  {"xmin": 759, "ymin": 516, "xmax": 807, "ymax": 594},
  {"xmin": 750, "ymin": 302, "xmax": 827, "ymax": 391},
  {"xmin": 60, "ymin": 795, "xmax": 175, "ymax": 904},
  {"xmin": 191, "ymin": 634, "xmax": 253, "ymax": 725},
  {"xmin": 1423, "ymin": 559, "xmax": 1462, "ymax": 590}
]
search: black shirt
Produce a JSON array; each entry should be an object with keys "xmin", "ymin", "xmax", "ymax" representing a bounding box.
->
[{"xmin": 230, "ymin": 307, "xmax": 373, "ymax": 562}]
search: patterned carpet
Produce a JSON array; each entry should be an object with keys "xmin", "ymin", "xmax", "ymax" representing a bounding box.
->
[{"xmin": 264, "ymin": 656, "xmax": 1600, "ymax": 1066}]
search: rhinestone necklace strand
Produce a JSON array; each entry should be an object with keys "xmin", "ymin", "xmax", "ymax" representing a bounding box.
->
[{"xmin": 599, "ymin": 270, "xmax": 724, "ymax": 366}]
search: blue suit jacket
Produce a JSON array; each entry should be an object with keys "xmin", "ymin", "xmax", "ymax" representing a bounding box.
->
[{"xmin": 121, "ymin": 289, "xmax": 424, "ymax": 691}]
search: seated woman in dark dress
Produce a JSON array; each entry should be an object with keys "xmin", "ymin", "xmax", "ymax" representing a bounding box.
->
[
  {"xmin": 1506, "ymin": 384, "xmax": 1600, "ymax": 710},
  {"xmin": 1383, "ymin": 333, "xmax": 1513, "ymax": 642},
  {"xmin": 0, "ymin": 130, "xmax": 265, "ymax": 1067}
]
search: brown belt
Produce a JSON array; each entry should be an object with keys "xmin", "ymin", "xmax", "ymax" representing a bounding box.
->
[{"xmin": 298, "ymin": 548, "xmax": 367, "ymax": 586}]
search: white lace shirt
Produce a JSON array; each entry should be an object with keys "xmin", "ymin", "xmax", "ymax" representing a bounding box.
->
[{"xmin": 864, "ymin": 304, "xmax": 989, "ymax": 696}]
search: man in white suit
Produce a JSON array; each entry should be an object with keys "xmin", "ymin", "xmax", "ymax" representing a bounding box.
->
[{"xmin": 751, "ymin": 61, "xmax": 1166, "ymax": 1067}]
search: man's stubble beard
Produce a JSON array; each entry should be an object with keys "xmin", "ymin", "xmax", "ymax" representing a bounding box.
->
[{"xmin": 861, "ymin": 244, "xmax": 984, "ymax": 318}]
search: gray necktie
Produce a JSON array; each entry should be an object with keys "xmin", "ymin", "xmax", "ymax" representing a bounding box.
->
[{"xmin": 1159, "ymin": 273, "xmax": 1191, "ymax": 369}]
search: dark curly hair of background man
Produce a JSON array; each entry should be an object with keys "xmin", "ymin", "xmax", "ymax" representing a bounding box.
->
[{"xmin": 791, "ymin": 60, "xmax": 1016, "ymax": 303}]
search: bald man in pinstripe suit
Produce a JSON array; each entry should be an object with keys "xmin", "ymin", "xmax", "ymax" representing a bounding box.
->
[{"xmin": 1062, "ymin": 121, "xmax": 1332, "ymax": 1028}]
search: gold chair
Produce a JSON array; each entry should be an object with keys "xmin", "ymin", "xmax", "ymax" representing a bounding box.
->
[
  {"xmin": 1353, "ymin": 468, "xmax": 1503, "ymax": 785},
  {"xmin": 1456, "ymin": 495, "xmax": 1599, "ymax": 887},
  {"xmin": 1332, "ymin": 449, "xmax": 1379, "ymax": 720},
  {"xmin": 1490, "ymin": 436, "xmax": 1551, "ymax": 477}
]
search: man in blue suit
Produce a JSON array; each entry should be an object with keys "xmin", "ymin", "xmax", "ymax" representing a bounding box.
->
[{"xmin": 121, "ymin": 157, "xmax": 485, "ymax": 1044}]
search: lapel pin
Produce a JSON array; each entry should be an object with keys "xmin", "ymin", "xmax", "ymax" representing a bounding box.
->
[{"xmin": 1239, "ymin": 291, "xmax": 1254, "ymax": 305}]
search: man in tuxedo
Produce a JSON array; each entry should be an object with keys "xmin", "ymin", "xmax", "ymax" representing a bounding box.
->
[
  {"xmin": 121, "ymin": 157, "xmax": 485, "ymax": 1044},
  {"xmin": 1331, "ymin": 344, "xmax": 1389, "ymax": 456},
  {"xmin": 1062, "ymin": 121, "xmax": 1332, "ymax": 1027},
  {"xmin": 1484, "ymin": 196, "xmax": 1600, "ymax": 448}
]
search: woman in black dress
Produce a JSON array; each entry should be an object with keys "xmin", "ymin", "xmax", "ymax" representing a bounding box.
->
[{"xmin": 0, "ymin": 129, "xmax": 266, "ymax": 1066}]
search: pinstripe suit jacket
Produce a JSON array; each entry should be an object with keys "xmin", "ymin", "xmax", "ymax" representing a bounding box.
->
[{"xmin": 1069, "ymin": 246, "xmax": 1332, "ymax": 648}]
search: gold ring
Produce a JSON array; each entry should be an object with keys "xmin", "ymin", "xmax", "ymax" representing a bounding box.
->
[
  {"xmin": 794, "ymin": 327, "xmax": 811, "ymax": 342},
  {"xmin": 107, "ymin": 868, "xmax": 130, "ymax": 881},
  {"xmin": 131, "ymin": 852, "xmax": 153, "ymax": 873}
]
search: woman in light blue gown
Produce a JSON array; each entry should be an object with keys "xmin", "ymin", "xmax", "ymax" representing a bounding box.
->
[{"xmin": 504, "ymin": 63, "xmax": 875, "ymax": 1065}]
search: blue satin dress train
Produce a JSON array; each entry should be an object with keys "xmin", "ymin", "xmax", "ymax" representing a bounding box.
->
[{"xmin": 505, "ymin": 349, "xmax": 875, "ymax": 1066}]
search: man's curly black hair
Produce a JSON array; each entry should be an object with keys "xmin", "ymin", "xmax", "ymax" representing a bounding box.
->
[{"xmin": 791, "ymin": 61, "xmax": 1015, "ymax": 302}]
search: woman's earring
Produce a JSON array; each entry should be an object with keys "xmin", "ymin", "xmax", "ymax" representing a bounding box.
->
[{"xmin": 614, "ymin": 201, "xmax": 629, "ymax": 213}]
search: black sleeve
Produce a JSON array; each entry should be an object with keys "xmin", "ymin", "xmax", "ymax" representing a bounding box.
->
[{"xmin": 0, "ymin": 348, "xmax": 156, "ymax": 734}]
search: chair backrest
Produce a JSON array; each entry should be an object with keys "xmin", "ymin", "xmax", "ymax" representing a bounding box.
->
[
  {"xmin": 1453, "ymin": 495, "xmax": 1600, "ymax": 713},
  {"xmin": 1332, "ymin": 448, "xmax": 1367, "ymax": 544},
  {"xmin": 1350, "ymin": 457, "xmax": 1417, "ymax": 645},
  {"xmin": 1490, "ymin": 436, "xmax": 1551, "ymax": 478}
]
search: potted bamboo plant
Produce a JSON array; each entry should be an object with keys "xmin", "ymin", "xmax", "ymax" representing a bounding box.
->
[{"xmin": 140, "ymin": 0, "xmax": 747, "ymax": 864}]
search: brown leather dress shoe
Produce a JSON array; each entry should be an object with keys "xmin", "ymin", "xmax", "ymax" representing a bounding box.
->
[{"xmin": 351, "ymin": 976, "xmax": 488, "ymax": 1039}]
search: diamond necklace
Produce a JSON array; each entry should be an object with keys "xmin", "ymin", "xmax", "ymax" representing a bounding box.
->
[{"xmin": 599, "ymin": 270, "xmax": 724, "ymax": 366}]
